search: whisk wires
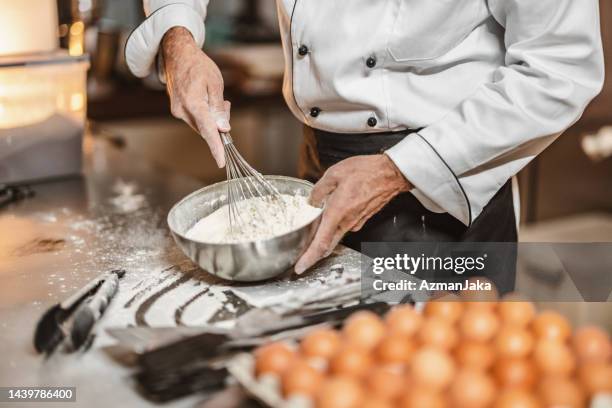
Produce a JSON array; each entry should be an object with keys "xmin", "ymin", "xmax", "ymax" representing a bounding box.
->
[{"xmin": 221, "ymin": 132, "xmax": 286, "ymax": 236}]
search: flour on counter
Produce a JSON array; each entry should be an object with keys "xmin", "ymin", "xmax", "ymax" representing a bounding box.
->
[
  {"xmin": 109, "ymin": 179, "xmax": 146, "ymax": 214},
  {"xmin": 186, "ymin": 194, "xmax": 321, "ymax": 244}
]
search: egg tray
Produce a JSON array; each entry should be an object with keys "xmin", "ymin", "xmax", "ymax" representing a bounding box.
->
[
  {"xmin": 227, "ymin": 301, "xmax": 612, "ymax": 408},
  {"xmin": 227, "ymin": 351, "xmax": 612, "ymax": 408},
  {"xmin": 228, "ymin": 352, "xmax": 314, "ymax": 408}
]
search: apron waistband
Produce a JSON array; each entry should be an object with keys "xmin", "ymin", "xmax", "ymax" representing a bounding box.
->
[
  {"xmin": 300, "ymin": 126, "xmax": 420, "ymax": 177},
  {"xmin": 311, "ymin": 127, "xmax": 420, "ymax": 162}
]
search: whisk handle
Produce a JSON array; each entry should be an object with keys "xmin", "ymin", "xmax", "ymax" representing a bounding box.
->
[{"xmin": 220, "ymin": 132, "xmax": 233, "ymax": 145}]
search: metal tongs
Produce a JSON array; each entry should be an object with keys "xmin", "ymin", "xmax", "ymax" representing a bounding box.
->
[
  {"xmin": 33, "ymin": 269, "xmax": 126, "ymax": 355},
  {"xmin": 0, "ymin": 184, "xmax": 34, "ymax": 209}
]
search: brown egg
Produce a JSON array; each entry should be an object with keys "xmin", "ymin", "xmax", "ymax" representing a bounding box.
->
[
  {"xmin": 281, "ymin": 360, "xmax": 324, "ymax": 398},
  {"xmin": 578, "ymin": 362, "xmax": 612, "ymax": 394},
  {"xmin": 410, "ymin": 347, "xmax": 456, "ymax": 390},
  {"xmin": 494, "ymin": 389, "xmax": 542, "ymax": 408},
  {"xmin": 538, "ymin": 376, "xmax": 586, "ymax": 408},
  {"xmin": 459, "ymin": 308, "xmax": 500, "ymax": 342},
  {"xmin": 498, "ymin": 295, "xmax": 536, "ymax": 328},
  {"xmin": 301, "ymin": 328, "xmax": 342, "ymax": 360},
  {"xmin": 366, "ymin": 366, "xmax": 405, "ymax": 401},
  {"xmin": 399, "ymin": 388, "xmax": 447, "ymax": 408},
  {"xmin": 361, "ymin": 395, "xmax": 395, "ymax": 408},
  {"xmin": 532, "ymin": 311, "xmax": 571, "ymax": 342},
  {"xmin": 533, "ymin": 340, "xmax": 576, "ymax": 376},
  {"xmin": 424, "ymin": 296, "xmax": 464, "ymax": 324},
  {"xmin": 572, "ymin": 326, "xmax": 611, "ymax": 363},
  {"xmin": 419, "ymin": 317, "xmax": 458, "ymax": 350},
  {"xmin": 343, "ymin": 311, "xmax": 386, "ymax": 350},
  {"xmin": 455, "ymin": 340, "xmax": 496, "ymax": 371},
  {"xmin": 375, "ymin": 334, "xmax": 415, "ymax": 365},
  {"xmin": 254, "ymin": 342, "xmax": 295, "ymax": 377},
  {"xmin": 495, "ymin": 326, "xmax": 534, "ymax": 358},
  {"xmin": 494, "ymin": 358, "xmax": 538, "ymax": 389},
  {"xmin": 316, "ymin": 377, "xmax": 364, "ymax": 408},
  {"xmin": 385, "ymin": 304, "xmax": 423, "ymax": 337},
  {"xmin": 449, "ymin": 368, "xmax": 497, "ymax": 408},
  {"xmin": 330, "ymin": 345, "xmax": 373, "ymax": 378}
]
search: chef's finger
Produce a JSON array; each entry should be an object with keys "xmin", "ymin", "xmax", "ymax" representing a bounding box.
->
[
  {"xmin": 223, "ymin": 100, "xmax": 231, "ymax": 121},
  {"xmin": 296, "ymin": 209, "xmax": 351, "ymax": 274},
  {"xmin": 177, "ymin": 107, "xmax": 199, "ymax": 134},
  {"xmin": 309, "ymin": 172, "xmax": 338, "ymax": 207},
  {"xmin": 351, "ymin": 201, "xmax": 386, "ymax": 232},
  {"xmin": 294, "ymin": 227, "xmax": 334, "ymax": 274},
  {"xmin": 326, "ymin": 227, "xmax": 347, "ymax": 257},
  {"xmin": 295, "ymin": 199, "xmax": 345, "ymax": 274},
  {"xmin": 193, "ymin": 107, "xmax": 226, "ymax": 168},
  {"xmin": 349, "ymin": 194, "xmax": 388, "ymax": 231},
  {"xmin": 208, "ymin": 83, "xmax": 230, "ymax": 132}
]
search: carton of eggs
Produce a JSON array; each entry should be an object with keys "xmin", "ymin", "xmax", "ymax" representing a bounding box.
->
[{"xmin": 229, "ymin": 296, "xmax": 611, "ymax": 408}]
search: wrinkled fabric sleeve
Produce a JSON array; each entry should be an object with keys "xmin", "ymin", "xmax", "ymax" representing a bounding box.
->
[
  {"xmin": 386, "ymin": 0, "xmax": 604, "ymax": 225},
  {"xmin": 125, "ymin": 0, "xmax": 210, "ymax": 79}
]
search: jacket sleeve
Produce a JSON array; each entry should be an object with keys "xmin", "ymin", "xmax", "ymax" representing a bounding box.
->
[
  {"xmin": 385, "ymin": 0, "xmax": 605, "ymax": 226},
  {"xmin": 125, "ymin": 0, "xmax": 210, "ymax": 78}
]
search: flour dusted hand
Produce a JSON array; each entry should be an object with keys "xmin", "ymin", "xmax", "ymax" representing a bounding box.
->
[
  {"xmin": 295, "ymin": 154, "xmax": 412, "ymax": 274},
  {"xmin": 162, "ymin": 27, "xmax": 230, "ymax": 168},
  {"xmin": 186, "ymin": 195, "xmax": 321, "ymax": 244}
]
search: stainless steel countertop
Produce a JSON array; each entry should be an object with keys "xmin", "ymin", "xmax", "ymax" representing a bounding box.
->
[
  {"xmin": 0, "ymin": 136, "xmax": 209, "ymax": 407},
  {"xmin": 4, "ymin": 133, "xmax": 608, "ymax": 408}
]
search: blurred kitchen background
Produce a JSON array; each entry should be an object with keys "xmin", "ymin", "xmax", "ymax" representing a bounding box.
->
[{"xmin": 3, "ymin": 0, "xmax": 612, "ymax": 234}]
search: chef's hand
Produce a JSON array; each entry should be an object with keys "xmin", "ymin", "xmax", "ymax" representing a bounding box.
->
[
  {"xmin": 162, "ymin": 27, "xmax": 230, "ymax": 168},
  {"xmin": 294, "ymin": 154, "xmax": 412, "ymax": 274}
]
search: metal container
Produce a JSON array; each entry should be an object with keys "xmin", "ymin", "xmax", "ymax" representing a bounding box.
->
[
  {"xmin": 0, "ymin": 52, "xmax": 89, "ymax": 185},
  {"xmin": 167, "ymin": 176, "xmax": 322, "ymax": 282}
]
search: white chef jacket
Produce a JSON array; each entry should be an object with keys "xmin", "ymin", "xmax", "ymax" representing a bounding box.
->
[{"xmin": 125, "ymin": 0, "xmax": 604, "ymax": 226}]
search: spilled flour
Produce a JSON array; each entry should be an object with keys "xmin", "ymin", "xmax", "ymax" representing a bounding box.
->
[
  {"xmin": 109, "ymin": 179, "xmax": 146, "ymax": 214},
  {"xmin": 186, "ymin": 194, "xmax": 321, "ymax": 244}
]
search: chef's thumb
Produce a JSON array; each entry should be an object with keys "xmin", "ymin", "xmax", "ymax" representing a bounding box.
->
[
  {"xmin": 309, "ymin": 174, "xmax": 337, "ymax": 208},
  {"xmin": 214, "ymin": 100, "xmax": 231, "ymax": 132},
  {"xmin": 196, "ymin": 113, "xmax": 226, "ymax": 168},
  {"xmin": 208, "ymin": 88, "xmax": 231, "ymax": 132}
]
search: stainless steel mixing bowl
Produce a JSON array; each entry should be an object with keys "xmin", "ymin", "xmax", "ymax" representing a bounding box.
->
[{"xmin": 167, "ymin": 176, "xmax": 322, "ymax": 282}]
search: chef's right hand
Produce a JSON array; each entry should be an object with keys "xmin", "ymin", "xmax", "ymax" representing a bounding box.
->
[{"xmin": 161, "ymin": 26, "xmax": 230, "ymax": 168}]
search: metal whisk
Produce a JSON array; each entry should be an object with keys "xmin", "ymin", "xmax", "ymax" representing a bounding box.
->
[{"xmin": 220, "ymin": 132, "xmax": 286, "ymax": 234}]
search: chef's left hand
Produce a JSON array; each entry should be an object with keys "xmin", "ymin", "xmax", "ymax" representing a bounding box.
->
[{"xmin": 295, "ymin": 154, "xmax": 412, "ymax": 274}]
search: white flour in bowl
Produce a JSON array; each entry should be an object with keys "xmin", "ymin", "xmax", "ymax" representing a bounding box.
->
[{"xmin": 185, "ymin": 194, "xmax": 322, "ymax": 244}]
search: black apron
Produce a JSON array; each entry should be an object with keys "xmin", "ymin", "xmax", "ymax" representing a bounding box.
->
[{"xmin": 299, "ymin": 126, "xmax": 517, "ymax": 293}]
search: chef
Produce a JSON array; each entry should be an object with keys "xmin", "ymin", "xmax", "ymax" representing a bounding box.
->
[{"xmin": 126, "ymin": 0, "xmax": 604, "ymax": 281}]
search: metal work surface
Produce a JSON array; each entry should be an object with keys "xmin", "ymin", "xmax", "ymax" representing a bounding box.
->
[{"xmin": 0, "ymin": 136, "xmax": 361, "ymax": 407}]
